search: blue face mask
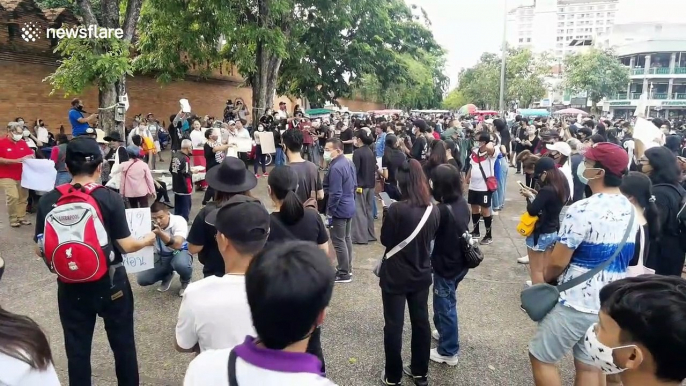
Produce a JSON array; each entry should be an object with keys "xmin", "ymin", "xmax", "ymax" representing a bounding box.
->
[{"xmin": 576, "ymin": 162, "xmax": 589, "ymax": 185}]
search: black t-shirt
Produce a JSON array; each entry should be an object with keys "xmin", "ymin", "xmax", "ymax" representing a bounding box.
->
[
  {"xmin": 432, "ymin": 198, "xmax": 471, "ymax": 278},
  {"xmin": 317, "ymin": 127, "xmax": 330, "ymax": 147},
  {"xmin": 267, "ymin": 210, "xmax": 329, "ymax": 245},
  {"xmin": 187, "ymin": 203, "xmax": 224, "ymax": 276},
  {"xmin": 204, "ymin": 143, "xmax": 219, "ymax": 170},
  {"xmin": 34, "ymin": 185, "xmax": 132, "ymax": 265},
  {"xmin": 411, "ymin": 136, "xmax": 428, "ymax": 161},
  {"xmin": 382, "ymin": 149, "xmax": 406, "ymax": 184},
  {"xmin": 353, "ymin": 145, "xmax": 376, "ymax": 189},
  {"xmin": 379, "ymin": 201, "xmax": 440, "ymax": 294},
  {"xmin": 526, "ymin": 185, "xmax": 564, "ymax": 235},
  {"xmin": 340, "ymin": 128, "xmax": 354, "ymax": 154}
]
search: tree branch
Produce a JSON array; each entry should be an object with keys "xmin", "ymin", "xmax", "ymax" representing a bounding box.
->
[
  {"xmin": 75, "ymin": 0, "xmax": 99, "ymax": 26},
  {"xmin": 121, "ymin": 0, "xmax": 143, "ymax": 41}
]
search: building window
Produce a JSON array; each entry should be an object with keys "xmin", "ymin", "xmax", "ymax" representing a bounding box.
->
[
  {"xmin": 559, "ymin": 7, "xmax": 565, "ymax": 12},
  {"xmin": 567, "ymin": 29, "xmax": 574, "ymax": 33},
  {"xmin": 7, "ymin": 23, "xmax": 20, "ymax": 40},
  {"xmin": 566, "ymin": 36, "xmax": 572, "ymax": 40},
  {"xmin": 558, "ymin": 22, "xmax": 564, "ymax": 27},
  {"xmin": 598, "ymin": 5, "xmax": 605, "ymax": 10},
  {"xmin": 526, "ymin": 38, "xmax": 531, "ymax": 43},
  {"xmin": 519, "ymin": 38, "xmax": 524, "ymax": 43},
  {"xmin": 557, "ymin": 36, "xmax": 564, "ymax": 41}
]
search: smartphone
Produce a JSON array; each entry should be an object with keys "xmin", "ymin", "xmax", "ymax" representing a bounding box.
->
[
  {"xmin": 517, "ymin": 181, "xmax": 528, "ymax": 190},
  {"xmin": 379, "ymin": 192, "xmax": 393, "ymax": 208}
]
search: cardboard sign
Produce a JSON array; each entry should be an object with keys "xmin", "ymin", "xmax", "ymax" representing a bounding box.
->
[
  {"xmin": 257, "ymin": 132, "xmax": 276, "ymax": 154},
  {"xmin": 21, "ymin": 159, "xmax": 56, "ymax": 192},
  {"xmin": 123, "ymin": 208, "xmax": 154, "ymax": 273}
]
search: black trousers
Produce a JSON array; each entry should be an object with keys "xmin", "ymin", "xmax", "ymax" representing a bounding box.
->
[
  {"xmin": 57, "ymin": 267, "xmax": 138, "ymax": 386},
  {"xmin": 306, "ymin": 326, "xmax": 326, "ymax": 374},
  {"xmin": 382, "ymin": 287, "xmax": 431, "ymax": 383}
]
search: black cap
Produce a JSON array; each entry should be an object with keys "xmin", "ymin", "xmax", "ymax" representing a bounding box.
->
[
  {"xmin": 206, "ymin": 195, "xmax": 270, "ymax": 242},
  {"xmin": 534, "ymin": 157, "xmax": 556, "ymax": 177},
  {"xmin": 103, "ymin": 131, "xmax": 123, "ymax": 142},
  {"xmin": 66, "ymin": 137, "xmax": 103, "ymax": 163},
  {"xmin": 77, "ymin": 127, "xmax": 96, "ymax": 137}
]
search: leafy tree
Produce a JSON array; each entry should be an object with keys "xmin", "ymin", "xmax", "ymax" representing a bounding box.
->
[
  {"xmin": 563, "ymin": 48, "xmax": 630, "ymax": 113},
  {"xmin": 442, "ymin": 88, "xmax": 467, "ymax": 111},
  {"xmin": 42, "ymin": 0, "xmax": 142, "ymax": 136},
  {"xmin": 456, "ymin": 48, "xmax": 550, "ymax": 110},
  {"xmin": 135, "ymin": 0, "xmax": 446, "ymax": 124},
  {"xmin": 36, "ymin": 0, "xmax": 103, "ymax": 22}
]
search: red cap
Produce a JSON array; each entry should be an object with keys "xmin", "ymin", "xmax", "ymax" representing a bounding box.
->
[{"xmin": 584, "ymin": 142, "xmax": 628, "ymax": 177}]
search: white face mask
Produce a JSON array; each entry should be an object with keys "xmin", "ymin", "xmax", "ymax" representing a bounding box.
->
[
  {"xmin": 22, "ymin": 130, "xmax": 30, "ymax": 137},
  {"xmin": 12, "ymin": 133, "xmax": 22, "ymax": 141},
  {"xmin": 584, "ymin": 324, "xmax": 636, "ymax": 375}
]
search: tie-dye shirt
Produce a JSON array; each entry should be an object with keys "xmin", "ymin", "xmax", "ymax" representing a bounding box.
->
[{"xmin": 557, "ymin": 193, "xmax": 637, "ymax": 314}]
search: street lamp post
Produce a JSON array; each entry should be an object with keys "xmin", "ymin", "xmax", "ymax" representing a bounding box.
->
[{"xmin": 498, "ymin": 0, "xmax": 507, "ymax": 116}]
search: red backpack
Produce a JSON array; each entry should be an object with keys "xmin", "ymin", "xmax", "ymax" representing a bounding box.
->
[{"xmin": 43, "ymin": 183, "xmax": 112, "ymax": 283}]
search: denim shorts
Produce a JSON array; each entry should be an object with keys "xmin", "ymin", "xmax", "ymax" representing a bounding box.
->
[
  {"xmin": 525, "ymin": 232, "xmax": 557, "ymax": 252},
  {"xmin": 529, "ymin": 303, "xmax": 597, "ymax": 365}
]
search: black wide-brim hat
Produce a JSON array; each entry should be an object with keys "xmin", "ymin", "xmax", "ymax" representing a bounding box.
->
[
  {"xmin": 205, "ymin": 157, "xmax": 258, "ymax": 193},
  {"xmin": 103, "ymin": 131, "xmax": 123, "ymax": 142}
]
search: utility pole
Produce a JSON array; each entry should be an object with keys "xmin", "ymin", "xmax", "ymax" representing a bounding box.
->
[{"xmin": 498, "ymin": 0, "xmax": 508, "ymax": 115}]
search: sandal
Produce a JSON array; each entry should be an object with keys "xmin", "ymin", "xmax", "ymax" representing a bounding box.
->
[
  {"xmin": 10, "ymin": 222, "xmax": 20, "ymax": 228},
  {"xmin": 19, "ymin": 219, "xmax": 32, "ymax": 226}
]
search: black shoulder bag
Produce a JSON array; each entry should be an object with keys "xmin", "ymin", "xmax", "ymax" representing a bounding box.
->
[{"xmin": 446, "ymin": 204, "xmax": 484, "ymax": 268}]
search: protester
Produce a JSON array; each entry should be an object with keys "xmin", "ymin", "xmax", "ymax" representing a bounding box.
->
[
  {"xmin": 183, "ymin": 241, "xmax": 336, "ymax": 385},
  {"xmin": 120, "ymin": 145, "xmax": 156, "ymax": 208},
  {"xmin": 102, "ymin": 131, "xmax": 129, "ymax": 191},
  {"xmin": 351, "ymin": 130, "xmax": 377, "ymax": 245},
  {"xmin": 177, "ymin": 195, "xmax": 268, "ymax": 354},
  {"xmin": 490, "ymin": 132, "xmax": 509, "ymax": 214},
  {"xmin": 34, "ymin": 137, "xmax": 156, "ymax": 386},
  {"xmin": 567, "ymin": 138, "xmax": 585, "ymax": 203},
  {"xmin": 381, "ymin": 134, "xmax": 406, "ymax": 201},
  {"xmin": 466, "ymin": 131, "xmax": 498, "ymax": 245},
  {"xmin": 203, "ymin": 128, "xmax": 229, "ymax": 205},
  {"xmin": 620, "ymin": 172, "xmax": 659, "ymax": 271},
  {"xmin": 137, "ymin": 201, "xmax": 192, "ymax": 296},
  {"xmin": 0, "ymin": 122, "xmax": 34, "ymax": 227},
  {"xmin": 282, "ymin": 129, "xmax": 324, "ymax": 202},
  {"xmin": 411, "ymin": 120, "xmax": 429, "ymax": 161},
  {"xmin": 68, "ymin": 98, "xmax": 97, "ymax": 137},
  {"xmin": 428, "ymin": 164, "xmax": 469, "ymax": 366},
  {"xmin": 529, "ymin": 142, "xmax": 636, "ymax": 386},
  {"xmin": 423, "ymin": 140, "xmax": 448, "ymax": 180},
  {"xmin": 170, "ymin": 139, "xmax": 194, "ymax": 221},
  {"xmin": 253, "ymin": 124, "xmax": 269, "ymax": 177},
  {"xmin": 187, "ymin": 157, "xmax": 258, "ymax": 278},
  {"xmin": 323, "ymin": 138, "xmax": 356, "ymax": 283},
  {"xmin": 638, "ymin": 146, "xmax": 686, "ymax": 275},
  {"xmin": 519, "ymin": 157, "xmax": 569, "ymax": 285},
  {"xmin": 379, "ymin": 159, "xmax": 439, "ymax": 386},
  {"xmin": 586, "ymin": 276, "xmax": 686, "ymax": 386}
]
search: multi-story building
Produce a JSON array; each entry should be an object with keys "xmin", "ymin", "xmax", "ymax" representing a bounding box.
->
[
  {"xmin": 603, "ymin": 22, "xmax": 686, "ymax": 119},
  {"xmin": 507, "ymin": 0, "xmax": 619, "ymax": 61}
]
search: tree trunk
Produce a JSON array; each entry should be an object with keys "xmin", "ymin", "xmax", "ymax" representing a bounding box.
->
[{"xmin": 265, "ymin": 55, "xmax": 282, "ymax": 113}]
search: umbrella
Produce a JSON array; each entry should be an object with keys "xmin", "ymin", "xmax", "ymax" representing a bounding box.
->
[
  {"xmin": 554, "ymin": 108, "xmax": 588, "ymax": 116},
  {"xmin": 458, "ymin": 104, "xmax": 478, "ymax": 116}
]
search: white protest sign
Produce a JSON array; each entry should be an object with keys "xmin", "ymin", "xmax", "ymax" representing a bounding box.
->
[
  {"xmin": 180, "ymin": 98, "xmax": 191, "ymax": 113},
  {"xmin": 633, "ymin": 117, "xmax": 663, "ymax": 158},
  {"xmin": 257, "ymin": 132, "xmax": 276, "ymax": 154},
  {"xmin": 123, "ymin": 208, "xmax": 155, "ymax": 273},
  {"xmin": 234, "ymin": 137, "xmax": 252, "ymax": 152},
  {"xmin": 21, "ymin": 159, "xmax": 57, "ymax": 192}
]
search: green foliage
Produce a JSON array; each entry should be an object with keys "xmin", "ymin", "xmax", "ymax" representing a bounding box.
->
[
  {"xmin": 43, "ymin": 34, "xmax": 133, "ymax": 96},
  {"xmin": 442, "ymin": 88, "xmax": 467, "ymax": 110},
  {"xmin": 456, "ymin": 48, "xmax": 551, "ymax": 109},
  {"xmin": 562, "ymin": 48, "xmax": 629, "ymax": 105},
  {"xmin": 36, "ymin": 0, "xmax": 103, "ymax": 23}
]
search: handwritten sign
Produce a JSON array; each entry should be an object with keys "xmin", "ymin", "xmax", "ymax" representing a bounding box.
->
[
  {"xmin": 257, "ymin": 132, "xmax": 276, "ymax": 154},
  {"xmin": 123, "ymin": 208, "xmax": 154, "ymax": 273}
]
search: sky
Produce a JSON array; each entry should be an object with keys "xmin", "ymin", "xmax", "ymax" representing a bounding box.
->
[{"xmin": 407, "ymin": 0, "xmax": 520, "ymax": 90}]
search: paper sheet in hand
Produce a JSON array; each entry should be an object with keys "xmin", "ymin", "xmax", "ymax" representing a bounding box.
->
[
  {"xmin": 257, "ymin": 132, "xmax": 276, "ymax": 153},
  {"xmin": 633, "ymin": 117, "xmax": 663, "ymax": 157},
  {"xmin": 234, "ymin": 137, "xmax": 252, "ymax": 152},
  {"xmin": 180, "ymin": 99, "xmax": 191, "ymax": 113},
  {"xmin": 21, "ymin": 159, "xmax": 57, "ymax": 192},
  {"xmin": 123, "ymin": 208, "xmax": 154, "ymax": 273}
]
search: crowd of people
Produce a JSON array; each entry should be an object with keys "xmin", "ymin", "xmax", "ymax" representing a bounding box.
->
[{"xmin": 0, "ymin": 98, "xmax": 686, "ymax": 386}]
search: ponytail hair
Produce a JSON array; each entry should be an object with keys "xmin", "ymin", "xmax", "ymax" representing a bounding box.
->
[
  {"xmin": 267, "ymin": 166, "xmax": 304, "ymax": 225},
  {"xmin": 620, "ymin": 172, "xmax": 661, "ymax": 237}
]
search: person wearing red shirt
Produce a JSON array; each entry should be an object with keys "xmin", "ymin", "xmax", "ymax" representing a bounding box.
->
[{"xmin": 0, "ymin": 122, "xmax": 35, "ymax": 227}]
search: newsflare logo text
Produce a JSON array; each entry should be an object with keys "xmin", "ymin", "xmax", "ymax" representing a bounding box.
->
[{"xmin": 21, "ymin": 22, "xmax": 124, "ymax": 42}]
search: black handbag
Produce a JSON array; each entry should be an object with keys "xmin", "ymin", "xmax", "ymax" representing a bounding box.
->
[{"xmin": 447, "ymin": 204, "xmax": 484, "ymax": 269}]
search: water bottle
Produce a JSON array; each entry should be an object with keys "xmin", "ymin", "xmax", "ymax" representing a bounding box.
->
[{"xmin": 36, "ymin": 233, "xmax": 45, "ymax": 257}]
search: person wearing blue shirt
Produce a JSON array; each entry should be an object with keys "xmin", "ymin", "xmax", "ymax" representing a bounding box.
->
[
  {"xmin": 68, "ymin": 98, "xmax": 97, "ymax": 137},
  {"xmin": 375, "ymin": 125, "xmax": 387, "ymax": 165}
]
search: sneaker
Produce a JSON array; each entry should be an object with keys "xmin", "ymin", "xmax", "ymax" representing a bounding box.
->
[
  {"xmin": 158, "ymin": 272, "xmax": 175, "ymax": 292},
  {"xmin": 431, "ymin": 329, "xmax": 440, "ymax": 340},
  {"xmin": 402, "ymin": 366, "xmax": 428, "ymax": 386},
  {"xmin": 178, "ymin": 282, "xmax": 189, "ymax": 297},
  {"xmin": 429, "ymin": 348, "xmax": 459, "ymax": 366},
  {"xmin": 517, "ymin": 255, "xmax": 530, "ymax": 264},
  {"xmin": 255, "ymin": 174, "xmax": 261, "ymax": 178},
  {"xmin": 525, "ymin": 280, "xmax": 532, "ymax": 287},
  {"xmin": 263, "ymin": 172, "xmax": 269, "ymax": 177},
  {"xmin": 381, "ymin": 371, "xmax": 401, "ymax": 385},
  {"xmin": 515, "ymin": 171, "xmax": 522, "ymax": 175},
  {"xmin": 335, "ymin": 274, "xmax": 352, "ymax": 283},
  {"xmin": 480, "ymin": 235, "xmax": 493, "ymax": 245},
  {"xmin": 470, "ymin": 230, "xmax": 481, "ymax": 239},
  {"xmin": 492, "ymin": 211, "xmax": 499, "ymax": 216}
]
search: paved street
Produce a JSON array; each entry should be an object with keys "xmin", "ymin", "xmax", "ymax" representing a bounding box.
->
[{"xmin": 0, "ymin": 153, "xmax": 577, "ymax": 385}]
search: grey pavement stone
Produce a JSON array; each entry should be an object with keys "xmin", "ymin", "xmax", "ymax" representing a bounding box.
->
[{"xmin": 0, "ymin": 154, "xmax": 577, "ymax": 385}]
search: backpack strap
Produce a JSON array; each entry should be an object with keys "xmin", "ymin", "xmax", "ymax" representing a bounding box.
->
[{"xmin": 227, "ymin": 349, "xmax": 239, "ymax": 386}]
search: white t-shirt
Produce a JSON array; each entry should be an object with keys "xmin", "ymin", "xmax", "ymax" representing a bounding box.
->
[
  {"xmin": 35, "ymin": 127, "xmax": 49, "ymax": 144},
  {"xmin": 184, "ymin": 337, "xmax": 335, "ymax": 386},
  {"xmin": 128, "ymin": 126, "xmax": 152, "ymax": 146},
  {"xmin": 0, "ymin": 352, "xmax": 60, "ymax": 386},
  {"xmin": 155, "ymin": 214, "xmax": 188, "ymax": 255},
  {"xmin": 469, "ymin": 147, "xmax": 500, "ymax": 192},
  {"xmin": 176, "ymin": 275, "xmax": 255, "ymax": 352},
  {"xmin": 190, "ymin": 129, "xmax": 206, "ymax": 150}
]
